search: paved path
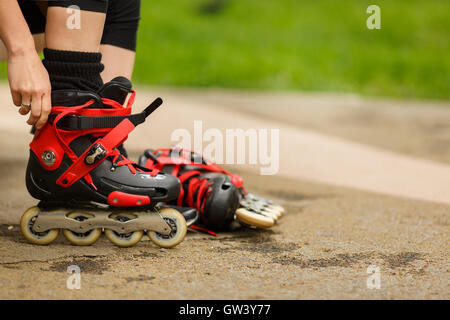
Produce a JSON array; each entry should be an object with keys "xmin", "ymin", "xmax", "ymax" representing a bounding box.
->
[{"xmin": 0, "ymin": 85, "xmax": 448, "ymax": 299}]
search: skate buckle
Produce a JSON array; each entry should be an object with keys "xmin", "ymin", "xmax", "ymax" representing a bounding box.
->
[
  {"xmin": 41, "ymin": 150, "xmax": 56, "ymax": 166},
  {"xmin": 85, "ymin": 144, "xmax": 107, "ymax": 165}
]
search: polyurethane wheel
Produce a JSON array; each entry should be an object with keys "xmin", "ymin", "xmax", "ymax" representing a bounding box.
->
[
  {"xmin": 62, "ymin": 212, "xmax": 101, "ymax": 246},
  {"xmin": 244, "ymin": 194, "xmax": 285, "ymax": 217},
  {"xmin": 259, "ymin": 207, "xmax": 280, "ymax": 220},
  {"xmin": 240, "ymin": 201, "xmax": 281, "ymax": 220},
  {"xmin": 148, "ymin": 208, "xmax": 187, "ymax": 248},
  {"xmin": 236, "ymin": 208, "xmax": 275, "ymax": 229},
  {"xmin": 104, "ymin": 213, "xmax": 143, "ymax": 247},
  {"xmin": 241, "ymin": 202, "xmax": 283, "ymax": 219},
  {"xmin": 268, "ymin": 204, "xmax": 285, "ymax": 216},
  {"xmin": 20, "ymin": 206, "xmax": 59, "ymax": 245}
]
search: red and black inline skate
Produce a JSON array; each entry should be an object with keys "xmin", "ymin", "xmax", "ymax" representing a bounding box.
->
[
  {"xmin": 138, "ymin": 148, "xmax": 284, "ymax": 232},
  {"xmin": 21, "ymin": 77, "xmax": 187, "ymax": 248}
]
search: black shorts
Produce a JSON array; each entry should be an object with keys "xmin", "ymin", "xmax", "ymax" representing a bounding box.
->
[{"xmin": 18, "ymin": 0, "xmax": 141, "ymax": 51}]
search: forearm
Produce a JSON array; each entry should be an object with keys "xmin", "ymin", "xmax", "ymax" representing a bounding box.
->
[{"xmin": 0, "ymin": 0, "xmax": 35, "ymax": 56}]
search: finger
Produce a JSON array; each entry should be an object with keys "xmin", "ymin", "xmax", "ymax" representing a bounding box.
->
[
  {"xmin": 21, "ymin": 92, "xmax": 32, "ymax": 107},
  {"xmin": 27, "ymin": 93, "xmax": 41, "ymax": 126},
  {"xmin": 11, "ymin": 90, "xmax": 22, "ymax": 107},
  {"xmin": 20, "ymin": 92, "xmax": 32, "ymax": 117},
  {"xmin": 18, "ymin": 105, "xmax": 31, "ymax": 115},
  {"xmin": 35, "ymin": 93, "xmax": 51, "ymax": 130}
]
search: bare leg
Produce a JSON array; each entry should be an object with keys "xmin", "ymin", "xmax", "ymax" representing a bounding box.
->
[
  {"xmin": 100, "ymin": 44, "xmax": 136, "ymax": 82},
  {"xmin": 3, "ymin": 6, "xmax": 106, "ymax": 58},
  {"xmin": 3, "ymin": 5, "xmax": 106, "ymax": 59},
  {"xmin": 45, "ymin": 7, "xmax": 105, "ymax": 52},
  {"xmin": 22, "ymin": 7, "xmax": 107, "ymax": 128}
]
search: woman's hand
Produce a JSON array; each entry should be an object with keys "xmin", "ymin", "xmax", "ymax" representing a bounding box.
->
[{"xmin": 7, "ymin": 50, "xmax": 51, "ymax": 130}]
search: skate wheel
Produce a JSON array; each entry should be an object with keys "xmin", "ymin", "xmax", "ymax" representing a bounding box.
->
[
  {"xmin": 269, "ymin": 204, "xmax": 285, "ymax": 216},
  {"xmin": 241, "ymin": 205, "xmax": 278, "ymax": 220},
  {"xmin": 104, "ymin": 213, "xmax": 144, "ymax": 247},
  {"xmin": 148, "ymin": 208, "xmax": 187, "ymax": 248},
  {"xmin": 236, "ymin": 208, "xmax": 275, "ymax": 229},
  {"xmin": 242, "ymin": 194, "xmax": 284, "ymax": 218},
  {"xmin": 271, "ymin": 206, "xmax": 285, "ymax": 219},
  {"xmin": 62, "ymin": 212, "xmax": 101, "ymax": 246},
  {"xmin": 260, "ymin": 207, "xmax": 280, "ymax": 220},
  {"xmin": 20, "ymin": 206, "xmax": 59, "ymax": 245}
]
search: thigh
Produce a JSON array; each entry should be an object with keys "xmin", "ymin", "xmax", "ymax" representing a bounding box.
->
[{"xmin": 19, "ymin": 0, "xmax": 109, "ymax": 35}]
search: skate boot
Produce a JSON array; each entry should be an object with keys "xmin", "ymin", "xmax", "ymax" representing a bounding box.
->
[
  {"xmin": 138, "ymin": 148, "xmax": 284, "ymax": 230},
  {"xmin": 21, "ymin": 78, "xmax": 187, "ymax": 248}
]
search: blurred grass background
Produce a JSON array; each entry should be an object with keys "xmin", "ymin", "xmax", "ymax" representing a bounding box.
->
[{"xmin": 1, "ymin": 0, "xmax": 449, "ymax": 99}]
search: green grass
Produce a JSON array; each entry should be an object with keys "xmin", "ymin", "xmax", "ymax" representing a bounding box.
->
[{"xmin": 1, "ymin": 0, "xmax": 449, "ymax": 99}]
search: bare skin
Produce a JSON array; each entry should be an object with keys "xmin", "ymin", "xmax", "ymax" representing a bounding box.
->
[
  {"xmin": 45, "ymin": 7, "xmax": 106, "ymax": 52},
  {"xmin": 0, "ymin": 35, "xmax": 45, "ymax": 62},
  {"xmin": 100, "ymin": 44, "xmax": 136, "ymax": 83},
  {"xmin": 0, "ymin": 3, "xmax": 109, "ymax": 130},
  {"xmin": 0, "ymin": 0, "xmax": 50, "ymax": 130}
]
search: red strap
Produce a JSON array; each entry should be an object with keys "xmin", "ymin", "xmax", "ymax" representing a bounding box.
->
[
  {"xmin": 56, "ymin": 119, "xmax": 135, "ymax": 187},
  {"xmin": 189, "ymin": 225, "xmax": 217, "ymax": 237}
]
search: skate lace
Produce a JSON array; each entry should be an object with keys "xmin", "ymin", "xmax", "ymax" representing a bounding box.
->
[
  {"xmin": 175, "ymin": 170, "xmax": 212, "ymax": 214},
  {"xmin": 110, "ymin": 149, "xmax": 136, "ymax": 174},
  {"xmin": 144, "ymin": 150, "xmax": 218, "ymax": 236},
  {"xmin": 109, "ymin": 149, "xmax": 160, "ymax": 176},
  {"xmin": 145, "ymin": 148, "xmax": 238, "ymax": 212}
]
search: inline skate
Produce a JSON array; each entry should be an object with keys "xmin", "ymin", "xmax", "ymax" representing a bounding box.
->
[
  {"xmin": 138, "ymin": 148, "xmax": 284, "ymax": 230},
  {"xmin": 21, "ymin": 77, "xmax": 187, "ymax": 248}
]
